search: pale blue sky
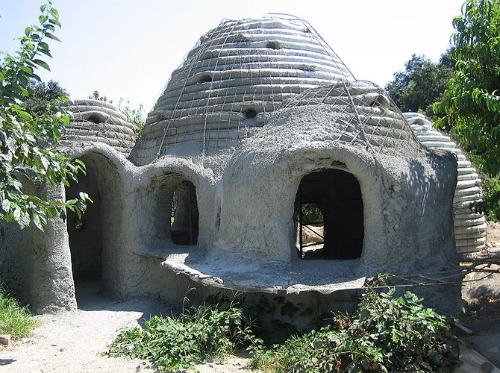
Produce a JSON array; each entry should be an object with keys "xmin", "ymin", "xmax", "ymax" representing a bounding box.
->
[{"xmin": 1, "ymin": 0, "xmax": 464, "ymax": 111}]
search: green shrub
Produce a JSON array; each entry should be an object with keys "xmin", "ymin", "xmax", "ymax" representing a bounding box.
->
[
  {"xmin": 474, "ymin": 174, "xmax": 500, "ymax": 222},
  {"xmin": 107, "ymin": 298, "xmax": 261, "ymax": 372},
  {"xmin": 250, "ymin": 286, "xmax": 459, "ymax": 372},
  {"xmin": 0, "ymin": 286, "xmax": 39, "ymax": 339},
  {"xmin": 300, "ymin": 203, "xmax": 324, "ymax": 226}
]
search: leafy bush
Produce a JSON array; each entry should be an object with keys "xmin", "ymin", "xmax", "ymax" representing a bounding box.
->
[
  {"xmin": 250, "ymin": 286, "xmax": 459, "ymax": 373},
  {"xmin": 473, "ymin": 174, "xmax": 500, "ymax": 221},
  {"xmin": 107, "ymin": 298, "xmax": 260, "ymax": 372},
  {"xmin": 107, "ymin": 284, "xmax": 460, "ymax": 372},
  {"xmin": 0, "ymin": 286, "xmax": 39, "ymax": 339},
  {"xmin": 300, "ymin": 203, "xmax": 324, "ymax": 226}
]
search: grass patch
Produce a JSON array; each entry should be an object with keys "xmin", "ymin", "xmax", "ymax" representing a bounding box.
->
[{"xmin": 0, "ymin": 286, "xmax": 39, "ymax": 340}]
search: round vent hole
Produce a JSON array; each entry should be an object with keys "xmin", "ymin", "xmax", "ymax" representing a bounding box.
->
[
  {"xmin": 244, "ymin": 109, "xmax": 258, "ymax": 119},
  {"xmin": 198, "ymin": 74, "xmax": 212, "ymax": 83},
  {"xmin": 266, "ymin": 41, "xmax": 280, "ymax": 50},
  {"xmin": 84, "ymin": 112, "xmax": 107, "ymax": 124}
]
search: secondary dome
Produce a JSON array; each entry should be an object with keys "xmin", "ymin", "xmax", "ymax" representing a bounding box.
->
[
  {"xmin": 405, "ymin": 112, "xmax": 487, "ymax": 253},
  {"xmin": 61, "ymin": 99, "xmax": 137, "ymax": 156},
  {"xmin": 132, "ymin": 16, "xmax": 355, "ymax": 165}
]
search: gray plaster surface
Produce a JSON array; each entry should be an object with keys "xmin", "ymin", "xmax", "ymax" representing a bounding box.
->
[
  {"xmin": 405, "ymin": 112, "xmax": 487, "ymax": 253},
  {"xmin": 0, "ymin": 16, "xmax": 463, "ymax": 316}
]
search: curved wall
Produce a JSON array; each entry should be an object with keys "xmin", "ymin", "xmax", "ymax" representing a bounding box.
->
[
  {"xmin": 405, "ymin": 112, "xmax": 487, "ymax": 253},
  {"xmin": 132, "ymin": 17, "xmax": 355, "ymax": 164},
  {"xmin": 62, "ymin": 99, "xmax": 137, "ymax": 156}
]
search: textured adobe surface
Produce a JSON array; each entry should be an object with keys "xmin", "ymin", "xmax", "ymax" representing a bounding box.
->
[
  {"xmin": 0, "ymin": 16, "xmax": 463, "ymax": 315},
  {"xmin": 405, "ymin": 112, "xmax": 487, "ymax": 253}
]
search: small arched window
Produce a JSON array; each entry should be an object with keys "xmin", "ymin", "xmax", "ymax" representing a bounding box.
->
[
  {"xmin": 294, "ymin": 169, "xmax": 363, "ymax": 259},
  {"xmin": 171, "ymin": 181, "xmax": 199, "ymax": 245},
  {"xmin": 266, "ymin": 41, "xmax": 280, "ymax": 50},
  {"xmin": 198, "ymin": 74, "xmax": 213, "ymax": 84},
  {"xmin": 244, "ymin": 108, "xmax": 258, "ymax": 119}
]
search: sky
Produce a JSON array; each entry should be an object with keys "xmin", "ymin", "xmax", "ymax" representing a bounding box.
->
[{"xmin": 0, "ymin": 0, "xmax": 465, "ymax": 112}]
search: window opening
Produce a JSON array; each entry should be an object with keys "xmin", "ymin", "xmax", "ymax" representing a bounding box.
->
[
  {"xmin": 244, "ymin": 108, "xmax": 257, "ymax": 119},
  {"xmin": 84, "ymin": 112, "xmax": 106, "ymax": 124},
  {"xmin": 198, "ymin": 74, "xmax": 213, "ymax": 84},
  {"xmin": 294, "ymin": 169, "xmax": 363, "ymax": 259},
  {"xmin": 171, "ymin": 181, "xmax": 199, "ymax": 245},
  {"xmin": 266, "ymin": 41, "xmax": 280, "ymax": 49}
]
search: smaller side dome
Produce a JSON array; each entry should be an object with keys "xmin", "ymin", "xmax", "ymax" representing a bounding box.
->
[
  {"xmin": 404, "ymin": 112, "xmax": 487, "ymax": 253},
  {"xmin": 61, "ymin": 99, "xmax": 138, "ymax": 156}
]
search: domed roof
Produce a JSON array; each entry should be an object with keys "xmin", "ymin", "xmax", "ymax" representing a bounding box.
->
[
  {"xmin": 61, "ymin": 99, "xmax": 137, "ymax": 156},
  {"xmin": 132, "ymin": 16, "xmax": 355, "ymax": 165},
  {"xmin": 405, "ymin": 112, "xmax": 487, "ymax": 253},
  {"xmin": 267, "ymin": 81, "xmax": 421, "ymax": 156}
]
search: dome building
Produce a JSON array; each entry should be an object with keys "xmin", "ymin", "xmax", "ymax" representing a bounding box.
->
[
  {"xmin": 131, "ymin": 17, "xmax": 355, "ymax": 163},
  {"xmin": 1, "ymin": 16, "xmax": 463, "ymax": 315}
]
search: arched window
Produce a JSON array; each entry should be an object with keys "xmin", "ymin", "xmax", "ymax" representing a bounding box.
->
[
  {"xmin": 171, "ymin": 181, "xmax": 199, "ymax": 245},
  {"xmin": 294, "ymin": 169, "xmax": 364, "ymax": 259}
]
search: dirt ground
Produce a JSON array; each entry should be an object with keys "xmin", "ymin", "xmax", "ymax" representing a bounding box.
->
[
  {"xmin": 0, "ymin": 282, "xmax": 255, "ymax": 373},
  {"xmin": 0, "ymin": 224, "xmax": 499, "ymax": 373}
]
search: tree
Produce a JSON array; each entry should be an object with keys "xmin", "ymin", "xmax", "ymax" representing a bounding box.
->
[
  {"xmin": 0, "ymin": 1, "xmax": 89, "ymax": 230},
  {"xmin": 24, "ymin": 80, "xmax": 67, "ymax": 115},
  {"xmin": 433, "ymin": 0, "xmax": 500, "ymax": 175},
  {"xmin": 385, "ymin": 54, "xmax": 453, "ymax": 114},
  {"xmin": 433, "ymin": 0, "xmax": 499, "ymax": 220}
]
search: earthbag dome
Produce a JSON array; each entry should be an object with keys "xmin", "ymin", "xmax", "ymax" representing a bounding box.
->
[
  {"xmin": 131, "ymin": 17, "xmax": 356, "ymax": 164},
  {"xmin": 405, "ymin": 112, "xmax": 487, "ymax": 253}
]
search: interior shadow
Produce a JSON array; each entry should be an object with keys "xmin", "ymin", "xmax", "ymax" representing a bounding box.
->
[{"xmin": 294, "ymin": 169, "xmax": 364, "ymax": 259}]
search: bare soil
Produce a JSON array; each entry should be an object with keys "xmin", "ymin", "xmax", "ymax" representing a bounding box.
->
[
  {"xmin": 0, "ymin": 283, "xmax": 256, "ymax": 373},
  {"xmin": 1, "ymin": 224, "xmax": 499, "ymax": 372}
]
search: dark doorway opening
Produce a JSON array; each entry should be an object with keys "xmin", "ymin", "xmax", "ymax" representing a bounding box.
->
[
  {"xmin": 171, "ymin": 181, "xmax": 199, "ymax": 245},
  {"xmin": 66, "ymin": 161, "xmax": 102, "ymax": 299},
  {"xmin": 294, "ymin": 169, "xmax": 364, "ymax": 259}
]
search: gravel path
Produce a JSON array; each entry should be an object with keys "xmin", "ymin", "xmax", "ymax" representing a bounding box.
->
[
  {"xmin": 0, "ymin": 283, "xmax": 254, "ymax": 373},
  {"xmin": 0, "ymin": 289, "xmax": 161, "ymax": 372}
]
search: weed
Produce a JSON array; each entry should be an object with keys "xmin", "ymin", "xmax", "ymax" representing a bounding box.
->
[
  {"xmin": 106, "ymin": 297, "xmax": 262, "ymax": 372},
  {"xmin": 107, "ymin": 282, "xmax": 460, "ymax": 372},
  {"xmin": 250, "ymin": 283, "xmax": 460, "ymax": 372},
  {"xmin": 0, "ymin": 286, "xmax": 39, "ymax": 340}
]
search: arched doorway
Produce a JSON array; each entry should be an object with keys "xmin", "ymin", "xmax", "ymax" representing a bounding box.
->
[
  {"xmin": 65, "ymin": 153, "xmax": 123, "ymax": 303},
  {"xmin": 294, "ymin": 169, "xmax": 364, "ymax": 259},
  {"xmin": 171, "ymin": 181, "xmax": 199, "ymax": 245},
  {"xmin": 66, "ymin": 159, "xmax": 102, "ymax": 297}
]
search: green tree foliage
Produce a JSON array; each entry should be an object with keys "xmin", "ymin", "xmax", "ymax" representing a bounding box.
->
[
  {"xmin": 23, "ymin": 80, "xmax": 67, "ymax": 115},
  {"xmin": 0, "ymin": 2, "xmax": 89, "ymax": 230},
  {"xmin": 433, "ymin": 0, "xmax": 500, "ymax": 220},
  {"xmin": 433, "ymin": 0, "xmax": 500, "ymax": 176},
  {"xmin": 385, "ymin": 54, "xmax": 453, "ymax": 114}
]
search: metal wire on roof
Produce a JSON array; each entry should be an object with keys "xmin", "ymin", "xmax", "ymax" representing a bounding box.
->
[{"xmin": 132, "ymin": 16, "xmax": 357, "ymax": 164}]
